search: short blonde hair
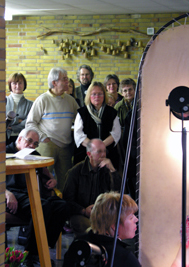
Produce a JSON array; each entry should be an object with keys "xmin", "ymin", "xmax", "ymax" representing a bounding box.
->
[
  {"xmin": 107, "ymin": 93, "xmax": 116, "ymax": 101},
  {"xmin": 84, "ymin": 81, "xmax": 108, "ymax": 106},
  {"xmin": 90, "ymin": 192, "xmax": 138, "ymax": 235}
]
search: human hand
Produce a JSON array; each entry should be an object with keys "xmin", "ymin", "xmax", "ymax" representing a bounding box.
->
[
  {"xmin": 99, "ymin": 158, "xmax": 116, "ymax": 172},
  {"xmin": 45, "ymin": 178, "xmax": 57, "ymax": 189},
  {"xmin": 6, "ymin": 190, "xmax": 18, "ymax": 214},
  {"xmin": 43, "ymin": 137, "xmax": 51, "ymax": 143},
  {"xmin": 85, "ymin": 204, "xmax": 94, "ymax": 218}
]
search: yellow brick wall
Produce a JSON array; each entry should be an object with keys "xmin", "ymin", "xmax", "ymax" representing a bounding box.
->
[{"xmin": 6, "ymin": 12, "xmax": 187, "ymax": 101}]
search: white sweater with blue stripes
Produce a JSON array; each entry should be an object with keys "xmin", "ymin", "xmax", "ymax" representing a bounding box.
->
[{"xmin": 26, "ymin": 90, "xmax": 79, "ymax": 146}]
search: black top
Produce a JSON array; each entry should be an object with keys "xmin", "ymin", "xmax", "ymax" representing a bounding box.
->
[
  {"xmin": 63, "ymin": 230, "xmax": 141, "ymax": 267},
  {"xmin": 78, "ymin": 105, "xmax": 117, "ymax": 143},
  {"xmin": 63, "ymin": 157, "xmax": 121, "ymax": 214}
]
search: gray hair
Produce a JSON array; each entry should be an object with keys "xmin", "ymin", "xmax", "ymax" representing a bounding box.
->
[
  {"xmin": 16, "ymin": 128, "xmax": 39, "ymax": 145},
  {"xmin": 86, "ymin": 138, "xmax": 102, "ymax": 153},
  {"xmin": 48, "ymin": 67, "xmax": 67, "ymax": 89},
  {"xmin": 76, "ymin": 64, "xmax": 94, "ymax": 82},
  {"xmin": 120, "ymin": 78, "xmax": 136, "ymax": 92}
]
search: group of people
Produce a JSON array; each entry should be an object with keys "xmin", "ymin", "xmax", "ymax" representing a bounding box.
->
[{"xmin": 5, "ymin": 65, "xmax": 140, "ymax": 266}]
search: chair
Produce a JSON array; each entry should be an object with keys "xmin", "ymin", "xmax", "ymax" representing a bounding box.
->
[{"xmin": 6, "ymin": 188, "xmax": 62, "ymax": 260}]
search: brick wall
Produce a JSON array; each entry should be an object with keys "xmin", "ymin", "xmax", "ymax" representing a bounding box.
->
[
  {"xmin": 0, "ymin": 0, "xmax": 6, "ymax": 265},
  {"xmin": 6, "ymin": 12, "xmax": 186, "ymax": 101}
]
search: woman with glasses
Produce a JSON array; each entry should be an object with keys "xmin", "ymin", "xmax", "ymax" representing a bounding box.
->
[
  {"xmin": 6, "ymin": 73, "xmax": 33, "ymax": 145},
  {"xmin": 104, "ymin": 74, "xmax": 123, "ymax": 105},
  {"xmin": 74, "ymin": 81, "xmax": 121, "ymax": 169}
]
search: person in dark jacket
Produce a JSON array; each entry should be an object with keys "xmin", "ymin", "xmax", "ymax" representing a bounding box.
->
[
  {"xmin": 75, "ymin": 64, "xmax": 94, "ymax": 107},
  {"xmin": 114, "ymin": 78, "xmax": 136, "ymax": 128},
  {"xmin": 6, "ymin": 128, "xmax": 71, "ymax": 267},
  {"xmin": 74, "ymin": 81, "xmax": 121, "ymax": 168},
  {"xmin": 63, "ymin": 139, "xmax": 122, "ymax": 235},
  {"xmin": 63, "ymin": 191, "xmax": 141, "ymax": 267}
]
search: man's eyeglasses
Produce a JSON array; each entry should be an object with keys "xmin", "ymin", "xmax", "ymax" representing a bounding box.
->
[
  {"xmin": 58, "ymin": 77, "xmax": 69, "ymax": 82},
  {"xmin": 23, "ymin": 137, "xmax": 39, "ymax": 147}
]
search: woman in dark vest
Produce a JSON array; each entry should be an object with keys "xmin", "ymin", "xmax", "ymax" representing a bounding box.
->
[{"xmin": 74, "ymin": 81, "xmax": 121, "ymax": 169}]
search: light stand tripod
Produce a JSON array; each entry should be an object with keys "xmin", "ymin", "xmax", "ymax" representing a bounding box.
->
[{"xmin": 166, "ymin": 85, "xmax": 189, "ymax": 267}]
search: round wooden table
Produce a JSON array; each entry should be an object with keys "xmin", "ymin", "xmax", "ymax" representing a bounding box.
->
[{"xmin": 6, "ymin": 156, "xmax": 54, "ymax": 267}]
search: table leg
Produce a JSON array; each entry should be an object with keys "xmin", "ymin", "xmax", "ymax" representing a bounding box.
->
[{"xmin": 25, "ymin": 168, "xmax": 52, "ymax": 267}]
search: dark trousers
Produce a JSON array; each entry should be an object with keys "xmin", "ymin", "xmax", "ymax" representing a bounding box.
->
[{"xmin": 6, "ymin": 192, "xmax": 70, "ymax": 255}]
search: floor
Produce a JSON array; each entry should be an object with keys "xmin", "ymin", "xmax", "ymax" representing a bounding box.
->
[{"xmin": 6, "ymin": 226, "xmax": 75, "ymax": 267}]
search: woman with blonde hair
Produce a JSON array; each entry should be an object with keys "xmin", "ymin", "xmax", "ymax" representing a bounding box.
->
[
  {"xmin": 107, "ymin": 93, "xmax": 116, "ymax": 107},
  {"xmin": 63, "ymin": 191, "xmax": 141, "ymax": 267},
  {"xmin": 74, "ymin": 81, "xmax": 121, "ymax": 168}
]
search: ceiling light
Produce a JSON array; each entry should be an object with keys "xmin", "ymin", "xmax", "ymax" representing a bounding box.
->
[{"xmin": 4, "ymin": 8, "xmax": 13, "ymax": 21}]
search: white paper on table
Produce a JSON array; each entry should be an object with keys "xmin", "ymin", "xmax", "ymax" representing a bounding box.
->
[{"xmin": 6, "ymin": 148, "xmax": 53, "ymax": 160}]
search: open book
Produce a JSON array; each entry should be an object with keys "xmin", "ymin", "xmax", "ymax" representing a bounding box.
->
[{"xmin": 6, "ymin": 148, "xmax": 53, "ymax": 160}]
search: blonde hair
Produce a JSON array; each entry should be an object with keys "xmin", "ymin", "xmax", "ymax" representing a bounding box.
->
[
  {"xmin": 84, "ymin": 81, "xmax": 108, "ymax": 106},
  {"xmin": 90, "ymin": 191, "xmax": 138, "ymax": 235}
]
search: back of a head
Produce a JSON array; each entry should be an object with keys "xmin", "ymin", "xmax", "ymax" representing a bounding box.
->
[{"xmin": 90, "ymin": 192, "xmax": 138, "ymax": 235}]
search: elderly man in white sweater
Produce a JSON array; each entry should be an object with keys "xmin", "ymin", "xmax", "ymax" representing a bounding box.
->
[{"xmin": 26, "ymin": 67, "xmax": 79, "ymax": 191}]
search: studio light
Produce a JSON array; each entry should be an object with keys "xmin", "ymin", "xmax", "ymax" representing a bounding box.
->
[
  {"xmin": 166, "ymin": 85, "xmax": 189, "ymax": 267},
  {"xmin": 166, "ymin": 86, "xmax": 189, "ymax": 121},
  {"xmin": 68, "ymin": 239, "xmax": 108, "ymax": 266}
]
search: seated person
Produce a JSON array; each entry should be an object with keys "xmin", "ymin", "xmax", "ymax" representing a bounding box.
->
[
  {"xmin": 63, "ymin": 139, "xmax": 121, "ymax": 236},
  {"xmin": 114, "ymin": 78, "xmax": 136, "ymax": 129},
  {"xmin": 63, "ymin": 191, "xmax": 141, "ymax": 267},
  {"xmin": 6, "ymin": 128, "xmax": 71, "ymax": 267}
]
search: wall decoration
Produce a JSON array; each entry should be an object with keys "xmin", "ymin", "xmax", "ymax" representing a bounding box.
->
[{"xmin": 37, "ymin": 26, "xmax": 146, "ymax": 60}]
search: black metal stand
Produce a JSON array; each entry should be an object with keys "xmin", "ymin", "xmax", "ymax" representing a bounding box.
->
[
  {"xmin": 109, "ymin": 76, "xmax": 139, "ymax": 267},
  {"xmin": 182, "ymin": 124, "xmax": 187, "ymax": 267}
]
